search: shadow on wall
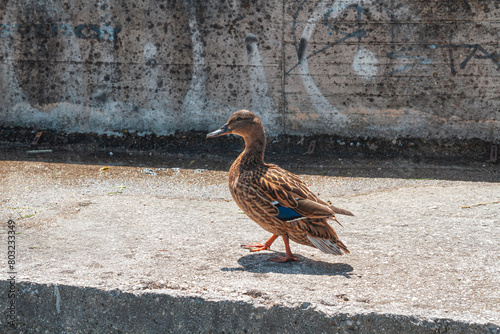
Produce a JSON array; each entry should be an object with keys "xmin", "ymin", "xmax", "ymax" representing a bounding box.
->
[{"xmin": 1, "ymin": 128, "xmax": 498, "ymax": 183}]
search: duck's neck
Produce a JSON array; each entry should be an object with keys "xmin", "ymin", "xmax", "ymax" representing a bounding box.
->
[{"xmin": 240, "ymin": 132, "xmax": 266, "ymax": 167}]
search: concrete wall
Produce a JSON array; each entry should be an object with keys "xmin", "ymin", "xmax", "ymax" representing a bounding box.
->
[{"xmin": 1, "ymin": 0, "xmax": 499, "ymax": 142}]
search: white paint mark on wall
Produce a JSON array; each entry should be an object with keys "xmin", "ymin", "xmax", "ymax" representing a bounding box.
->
[
  {"xmin": 182, "ymin": 0, "xmax": 207, "ymax": 129},
  {"xmin": 298, "ymin": 1, "xmax": 343, "ymax": 122},
  {"xmin": 245, "ymin": 33, "xmax": 279, "ymax": 135},
  {"xmin": 352, "ymin": 48, "xmax": 379, "ymax": 79},
  {"xmin": 143, "ymin": 42, "xmax": 157, "ymax": 60}
]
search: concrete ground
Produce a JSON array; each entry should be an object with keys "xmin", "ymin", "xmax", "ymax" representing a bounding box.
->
[{"xmin": 0, "ymin": 150, "xmax": 499, "ymax": 333}]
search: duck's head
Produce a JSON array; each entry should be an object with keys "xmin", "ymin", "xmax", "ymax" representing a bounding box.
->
[{"xmin": 206, "ymin": 110, "xmax": 263, "ymax": 139}]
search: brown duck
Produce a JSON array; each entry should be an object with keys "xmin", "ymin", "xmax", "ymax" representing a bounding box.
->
[{"xmin": 207, "ymin": 110, "xmax": 353, "ymax": 262}]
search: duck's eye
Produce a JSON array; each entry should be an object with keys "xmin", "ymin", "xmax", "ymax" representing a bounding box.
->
[{"xmin": 236, "ymin": 117, "xmax": 242, "ymax": 121}]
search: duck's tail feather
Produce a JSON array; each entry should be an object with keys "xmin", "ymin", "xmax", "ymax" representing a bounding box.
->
[
  {"xmin": 330, "ymin": 206, "xmax": 354, "ymax": 216},
  {"xmin": 307, "ymin": 235, "xmax": 350, "ymax": 255}
]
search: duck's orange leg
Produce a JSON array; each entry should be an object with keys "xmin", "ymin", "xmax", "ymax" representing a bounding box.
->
[
  {"xmin": 269, "ymin": 234, "xmax": 297, "ymax": 263},
  {"xmin": 242, "ymin": 234, "xmax": 278, "ymax": 252}
]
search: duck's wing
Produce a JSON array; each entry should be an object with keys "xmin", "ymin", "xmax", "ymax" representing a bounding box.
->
[
  {"xmin": 268, "ymin": 165, "xmax": 354, "ymax": 216},
  {"xmin": 255, "ymin": 165, "xmax": 347, "ymax": 219}
]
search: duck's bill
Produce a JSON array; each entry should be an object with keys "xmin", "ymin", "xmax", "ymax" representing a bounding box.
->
[{"xmin": 206, "ymin": 124, "xmax": 231, "ymax": 138}]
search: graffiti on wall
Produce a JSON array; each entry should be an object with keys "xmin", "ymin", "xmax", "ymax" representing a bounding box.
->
[
  {"xmin": 387, "ymin": 43, "xmax": 500, "ymax": 76},
  {"xmin": 288, "ymin": 2, "xmax": 370, "ymax": 75},
  {"xmin": 0, "ymin": 0, "xmax": 281, "ymax": 136},
  {"xmin": 284, "ymin": 0, "xmax": 499, "ymax": 139},
  {"xmin": 1, "ymin": 23, "xmax": 121, "ymax": 40},
  {"xmin": 430, "ymin": 43, "xmax": 500, "ymax": 75},
  {"xmin": 289, "ymin": 0, "xmax": 500, "ymax": 77}
]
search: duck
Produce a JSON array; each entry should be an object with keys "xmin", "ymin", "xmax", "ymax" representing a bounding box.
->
[{"xmin": 207, "ymin": 110, "xmax": 353, "ymax": 262}]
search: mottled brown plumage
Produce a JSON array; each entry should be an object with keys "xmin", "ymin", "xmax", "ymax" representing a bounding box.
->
[{"xmin": 207, "ymin": 110, "xmax": 353, "ymax": 262}]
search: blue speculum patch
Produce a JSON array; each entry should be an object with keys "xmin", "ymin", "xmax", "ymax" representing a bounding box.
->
[{"xmin": 275, "ymin": 205, "xmax": 302, "ymax": 221}]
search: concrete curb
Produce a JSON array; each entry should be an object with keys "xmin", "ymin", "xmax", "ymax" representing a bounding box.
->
[
  {"xmin": 1, "ymin": 159, "xmax": 499, "ymax": 333},
  {"xmin": 2, "ymin": 281, "xmax": 498, "ymax": 334}
]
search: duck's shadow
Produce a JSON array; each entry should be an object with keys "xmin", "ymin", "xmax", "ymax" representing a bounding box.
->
[{"xmin": 221, "ymin": 252, "xmax": 353, "ymax": 277}]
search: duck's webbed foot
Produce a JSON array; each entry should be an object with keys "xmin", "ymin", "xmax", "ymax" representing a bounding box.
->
[
  {"xmin": 241, "ymin": 242, "xmax": 268, "ymax": 252},
  {"xmin": 241, "ymin": 234, "xmax": 278, "ymax": 252}
]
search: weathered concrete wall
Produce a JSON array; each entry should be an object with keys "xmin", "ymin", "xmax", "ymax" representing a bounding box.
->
[{"xmin": 1, "ymin": 0, "xmax": 499, "ymax": 141}]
